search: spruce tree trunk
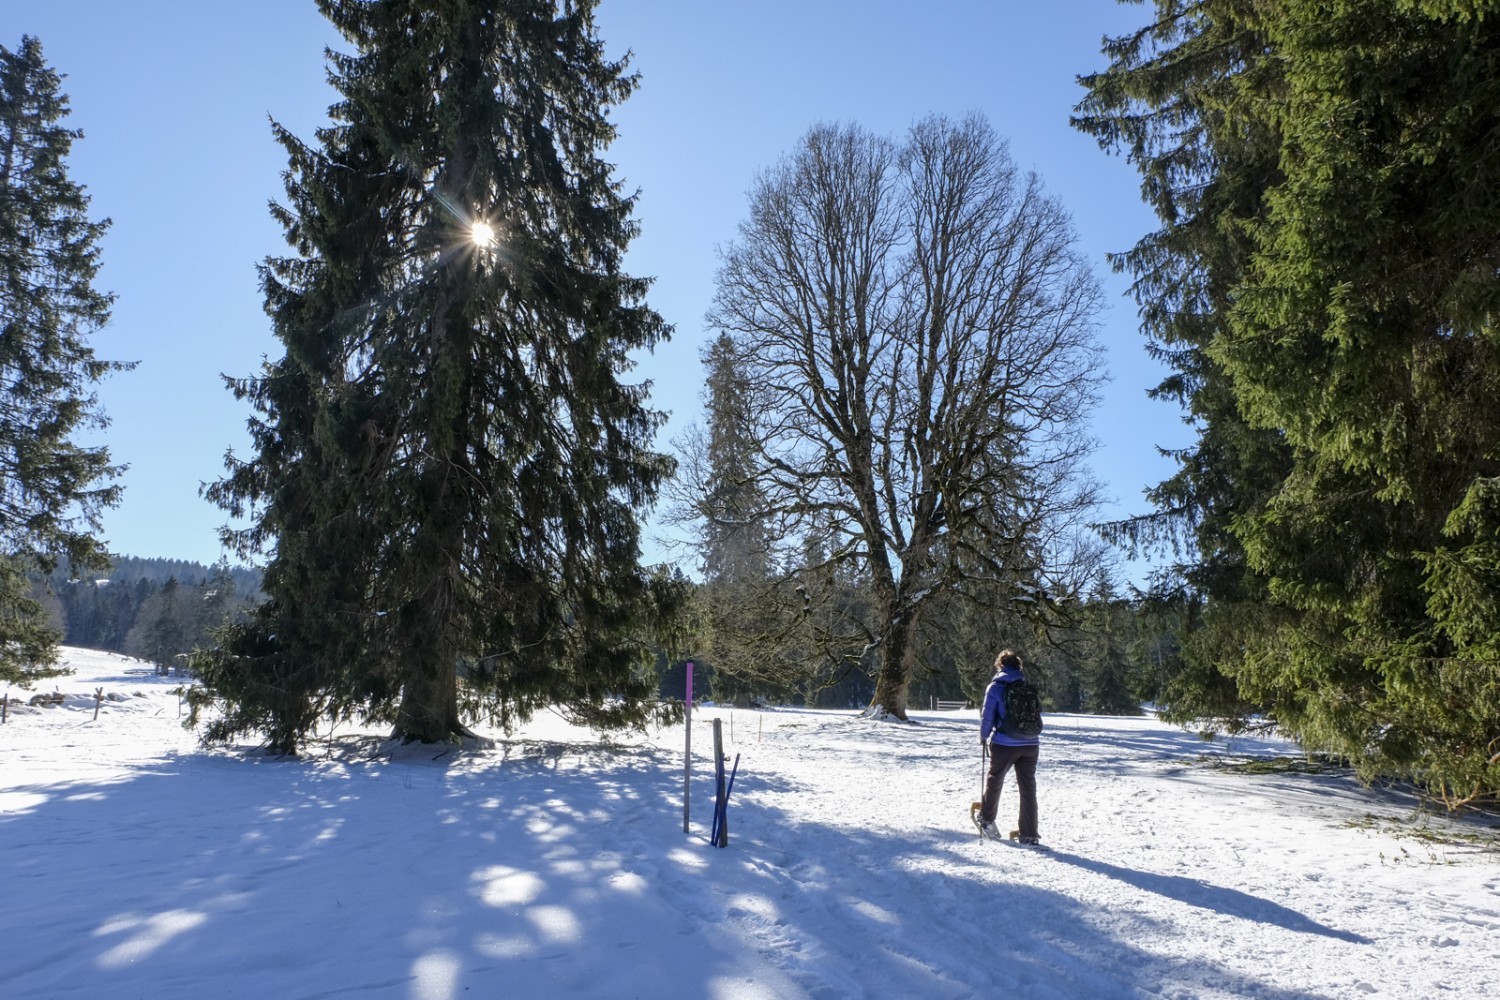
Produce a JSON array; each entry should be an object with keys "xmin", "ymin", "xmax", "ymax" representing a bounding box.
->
[
  {"xmin": 391, "ymin": 156, "xmax": 473, "ymax": 747},
  {"xmin": 395, "ymin": 653, "xmax": 463, "ymax": 743},
  {"xmin": 393, "ymin": 570, "xmax": 473, "ymax": 743}
]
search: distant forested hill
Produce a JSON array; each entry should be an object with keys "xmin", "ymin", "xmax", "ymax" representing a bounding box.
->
[
  {"xmin": 33, "ymin": 556, "xmax": 263, "ymax": 666},
  {"xmin": 59, "ymin": 555, "xmax": 263, "ymax": 595}
]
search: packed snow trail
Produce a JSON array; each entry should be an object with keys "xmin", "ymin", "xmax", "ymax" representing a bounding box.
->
[{"xmin": 1, "ymin": 649, "xmax": 1496, "ymax": 999}]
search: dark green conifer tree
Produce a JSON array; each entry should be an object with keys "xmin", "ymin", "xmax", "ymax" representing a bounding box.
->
[
  {"xmin": 195, "ymin": 0, "xmax": 676, "ymax": 751},
  {"xmin": 0, "ymin": 36, "xmax": 128, "ymax": 685},
  {"xmin": 1216, "ymin": 0, "xmax": 1500, "ymax": 806},
  {"xmin": 1074, "ymin": 2, "xmax": 1290, "ymax": 730},
  {"xmin": 699, "ymin": 333, "xmax": 772, "ymax": 589},
  {"xmin": 1079, "ymin": 580, "xmax": 1143, "ymax": 716},
  {"xmin": 125, "ymin": 576, "xmax": 188, "ymax": 671},
  {"xmin": 1078, "ymin": 1, "xmax": 1500, "ymax": 805},
  {"xmin": 684, "ymin": 333, "xmax": 785, "ymax": 701}
]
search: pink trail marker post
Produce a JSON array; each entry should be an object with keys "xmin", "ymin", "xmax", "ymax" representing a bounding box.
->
[{"xmin": 683, "ymin": 662, "xmax": 694, "ymax": 834}]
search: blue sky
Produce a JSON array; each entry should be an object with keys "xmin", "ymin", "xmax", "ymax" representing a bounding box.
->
[{"xmin": 10, "ymin": 0, "xmax": 1185, "ymax": 578}]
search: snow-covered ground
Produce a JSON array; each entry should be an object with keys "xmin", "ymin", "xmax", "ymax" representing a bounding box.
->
[{"xmin": 2, "ymin": 647, "xmax": 1497, "ymax": 999}]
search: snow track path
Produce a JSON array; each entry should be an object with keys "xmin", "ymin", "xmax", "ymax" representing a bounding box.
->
[{"xmin": 2, "ymin": 649, "xmax": 1497, "ymax": 999}]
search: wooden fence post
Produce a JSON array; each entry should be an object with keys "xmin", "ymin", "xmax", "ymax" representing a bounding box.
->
[{"xmin": 712, "ymin": 718, "xmax": 727, "ymax": 847}]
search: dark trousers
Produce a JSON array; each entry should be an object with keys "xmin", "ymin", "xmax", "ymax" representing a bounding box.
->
[{"xmin": 981, "ymin": 742, "xmax": 1039, "ymax": 838}]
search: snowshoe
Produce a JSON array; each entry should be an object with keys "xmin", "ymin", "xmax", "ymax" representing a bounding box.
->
[{"xmin": 970, "ymin": 802, "xmax": 1000, "ymax": 840}]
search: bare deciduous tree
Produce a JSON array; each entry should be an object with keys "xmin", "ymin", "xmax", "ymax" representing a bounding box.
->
[{"xmin": 706, "ymin": 113, "xmax": 1105, "ymax": 719}]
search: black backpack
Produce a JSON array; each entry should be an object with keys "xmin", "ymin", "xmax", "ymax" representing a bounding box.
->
[{"xmin": 1000, "ymin": 680, "xmax": 1044, "ymax": 738}]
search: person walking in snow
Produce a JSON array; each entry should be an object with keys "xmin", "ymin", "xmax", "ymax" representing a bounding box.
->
[{"xmin": 977, "ymin": 648, "xmax": 1042, "ymax": 843}]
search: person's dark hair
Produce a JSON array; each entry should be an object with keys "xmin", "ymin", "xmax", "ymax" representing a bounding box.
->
[{"xmin": 995, "ymin": 649, "xmax": 1022, "ymax": 671}]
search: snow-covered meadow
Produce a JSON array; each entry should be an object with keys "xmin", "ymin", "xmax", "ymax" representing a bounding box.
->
[{"xmin": 2, "ymin": 647, "xmax": 1497, "ymax": 999}]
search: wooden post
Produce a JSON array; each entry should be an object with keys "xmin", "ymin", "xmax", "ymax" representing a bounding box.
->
[
  {"xmin": 93, "ymin": 687, "xmax": 104, "ymax": 722},
  {"xmin": 712, "ymin": 718, "xmax": 728, "ymax": 847}
]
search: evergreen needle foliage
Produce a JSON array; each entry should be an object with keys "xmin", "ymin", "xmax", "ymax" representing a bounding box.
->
[
  {"xmin": 192, "ymin": 0, "xmax": 680, "ymax": 752},
  {"xmin": 0, "ymin": 36, "xmax": 129, "ymax": 685},
  {"xmin": 1078, "ymin": 0, "xmax": 1500, "ymax": 808}
]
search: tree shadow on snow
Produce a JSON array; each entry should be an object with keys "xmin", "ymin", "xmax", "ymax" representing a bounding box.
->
[
  {"xmin": 0, "ymin": 729, "xmax": 1374, "ymax": 1000},
  {"xmin": 1039, "ymin": 848, "xmax": 1370, "ymax": 943},
  {"xmin": 0, "ymin": 737, "xmax": 756, "ymax": 999}
]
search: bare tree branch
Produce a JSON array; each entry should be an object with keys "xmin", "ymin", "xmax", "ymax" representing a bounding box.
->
[{"xmin": 694, "ymin": 114, "xmax": 1106, "ymax": 718}]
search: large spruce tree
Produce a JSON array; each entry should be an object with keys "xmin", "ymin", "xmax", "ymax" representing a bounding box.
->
[
  {"xmin": 195, "ymin": 0, "xmax": 676, "ymax": 751},
  {"xmin": 1074, "ymin": 1, "xmax": 1292, "ymax": 728},
  {"xmin": 1079, "ymin": 0, "xmax": 1500, "ymax": 806},
  {"xmin": 0, "ymin": 36, "xmax": 127, "ymax": 685},
  {"xmin": 1222, "ymin": 0, "xmax": 1500, "ymax": 807},
  {"xmin": 697, "ymin": 333, "xmax": 772, "ymax": 590},
  {"xmin": 667, "ymin": 333, "xmax": 792, "ymax": 700}
]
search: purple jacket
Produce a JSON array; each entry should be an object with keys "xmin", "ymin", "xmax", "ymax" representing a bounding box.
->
[{"xmin": 980, "ymin": 667, "xmax": 1039, "ymax": 747}]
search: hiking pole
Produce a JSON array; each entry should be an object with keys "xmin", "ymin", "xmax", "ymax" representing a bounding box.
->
[{"xmin": 977, "ymin": 741, "xmax": 988, "ymax": 841}]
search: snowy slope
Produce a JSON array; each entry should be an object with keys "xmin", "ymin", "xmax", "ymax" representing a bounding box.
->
[{"xmin": 1, "ymin": 648, "xmax": 1496, "ymax": 999}]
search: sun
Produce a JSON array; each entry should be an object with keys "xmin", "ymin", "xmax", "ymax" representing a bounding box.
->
[{"xmin": 470, "ymin": 220, "xmax": 496, "ymax": 248}]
